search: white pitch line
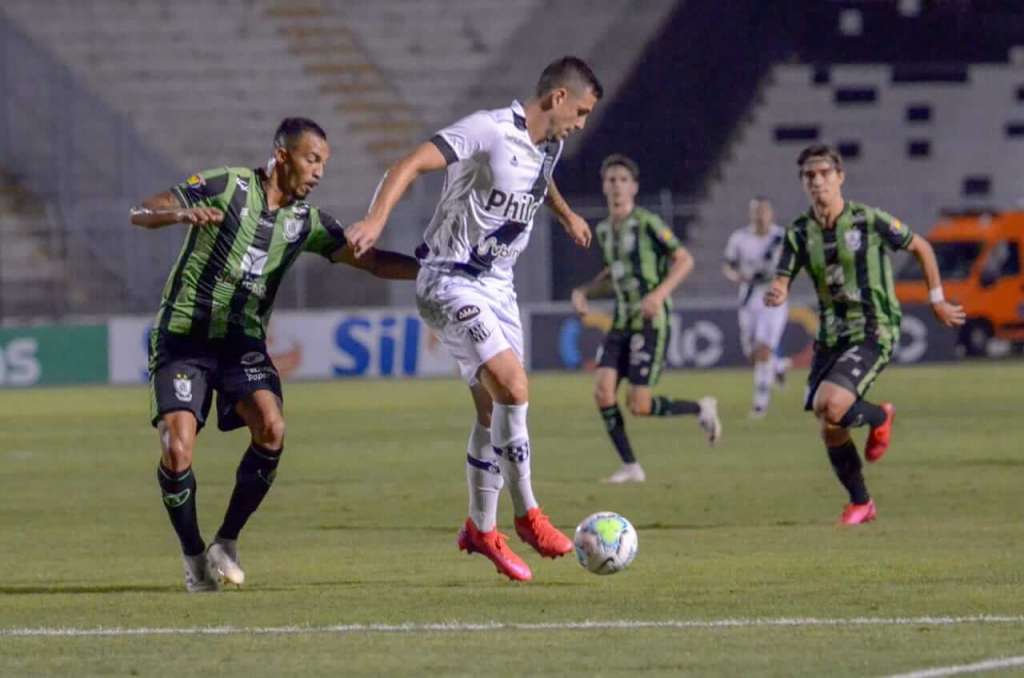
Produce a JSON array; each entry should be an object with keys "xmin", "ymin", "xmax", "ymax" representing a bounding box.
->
[
  {"xmin": 2, "ymin": 615, "xmax": 1023, "ymax": 638},
  {"xmin": 883, "ymin": 655, "xmax": 1024, "ymax": 678}
]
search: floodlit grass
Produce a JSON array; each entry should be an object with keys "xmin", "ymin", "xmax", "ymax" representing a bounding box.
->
[{"xmin": 1, "ymin": 363, "xmax": 1022, "ymax": 676}]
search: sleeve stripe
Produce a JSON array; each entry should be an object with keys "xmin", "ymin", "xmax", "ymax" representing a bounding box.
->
[
  {"xmin": 430, "ymin": 134, "xmax": 459, "ymax": 165},
  {"xmin": 170, "ymin": 186, "xmax": 192, "ymax": 208}
]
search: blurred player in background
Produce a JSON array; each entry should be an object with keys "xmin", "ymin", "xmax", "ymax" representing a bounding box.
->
[
  {"xmin": 346, "ymin": 57, "xmax": 600, "ymax": 581},
  {"xmin": 765, "ymin": 144, "xmax": 965, "ymax": 525},
  {"xmin": 131, "ymin": 118, "xmax": 418, "ymax": 591},
  {"xmin": 572, "ymin": 154, "xmax": 720, "ymax": 484},
  {"xmin": 722, "ymin": 196, "xmax": 790, "ymax": 418}
]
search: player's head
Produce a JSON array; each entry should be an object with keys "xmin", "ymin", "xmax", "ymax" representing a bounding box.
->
[
  {"xmin": 797, "ymin": 144, "xmax": 844, "ymax": 207},
  {"xmin": 271, "ymin": 117, "xmax": 330, "ymax": 199},
  {"xmin": 601, "ymin": 154, "xmax": 639, "ymax": 211},
  {"xmin": 535, "ymin": 56, "xmax": 602, "ymax": 141},
  {"xmin": 749, "ymin": 196, "xmax": 773, "ymax": 231}
]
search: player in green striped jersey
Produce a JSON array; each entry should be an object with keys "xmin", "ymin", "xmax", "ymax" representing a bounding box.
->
[
  {"xmin": 766, "ymin": 144, "xmax": 964, "ymax": 524},
  {"xmin": 131, "ymin": 118, "xmax": 419, "ymax": 591},
  {"xmin": 572, "ymin": 155, "xmax": 721, "ymax": 484}
]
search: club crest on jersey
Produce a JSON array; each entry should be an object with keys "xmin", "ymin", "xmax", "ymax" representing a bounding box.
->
[
  {"xmin": 173, "ymin": 374, "xmax": 193, "ymax": 402},
  {"xmin": 844, "ymin": 229, "xmax": 862, "ymax": 251},
  {"xmin": 455, "ymin": 305, "xmax": 481, "ymax": 322},
  {"xmin": 483, "ymin": 188, "xmax": 541, "ymax": 224},
  {"xmin": 283, "ymin": 217, "xmax": 303, "ymax": 242}
]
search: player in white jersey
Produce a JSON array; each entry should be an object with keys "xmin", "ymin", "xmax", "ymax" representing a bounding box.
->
[
  {"xmin": 347, "ymin": 57, "xmax": 602, "ymax": 582},
  {"xmin": 722, "ymin": 197, "xmax": 790, "ymax": 417}
]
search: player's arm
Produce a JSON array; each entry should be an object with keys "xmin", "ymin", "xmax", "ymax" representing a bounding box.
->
[
  {"xmin": 347, "ymin": 142, "xmax": 448, "ymax": 257},
  {"xmin": 641, "ymin": 246, "xmax": 693, "ymax": 319},
  {"xmin": 129, "ymin": 191, "xmax": 224, "ymax": 229},
  {"xmin": 571, "ymin": 266, "xmax": 611, "ymax": 315},
  {"xmin": 765, "ymin": 226, "xmax": 802, "ymax": 306},
  {"xmin": 331, "ymin": 245, "xmax": 420, "ymax": 280},
  {"xmin": 905, "ymin": 234, "xmax": 966, "ymax": 327},
  {"xmin": 546, "ymin": 179, "xmax": 591, "ymax": 248}
]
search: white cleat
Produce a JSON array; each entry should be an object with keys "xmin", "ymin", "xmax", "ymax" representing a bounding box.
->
[
  {"xmin": 207, "ymin": 539, "xmax": 245, "ymax": 586},
  {"xmin": 603, "ymin": 462, "xmax": 646, "ymax": 484},
  {"xmin": 697, "ymin": 396, "xmax": 722, "ymax": 446},
  {"xmin": 183, "ymin": 552, "xmax": 218, "ymax": 593}
]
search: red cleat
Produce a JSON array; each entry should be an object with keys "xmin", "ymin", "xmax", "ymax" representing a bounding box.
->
[
  {"xmin": 514, "ymin": 507, "xmax": 573, "ymax": 558},
  {"xmin": 865, "ymin": 402, "xmax": 895, "ymax": 463},
  {"xmin": 457, "ymin": 518, "xmax": 532, "ymax": 581},
  {"xmin": 839, "ymin": 499, "xmax": 877, "ymax": 525}
]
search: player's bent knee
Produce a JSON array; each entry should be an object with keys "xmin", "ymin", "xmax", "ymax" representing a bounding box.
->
[
  {"xmin": 594, "ymin": 386, "xmax": 616, "ymax": 408},
  {"xmin": 254, "ymin": 417, "xmax": 286, "ymax": 450}
]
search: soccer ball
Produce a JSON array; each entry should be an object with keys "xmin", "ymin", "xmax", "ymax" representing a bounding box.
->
[{"xmin": 573, "ymin": 512, "xmax": 638, "ymax": 575}]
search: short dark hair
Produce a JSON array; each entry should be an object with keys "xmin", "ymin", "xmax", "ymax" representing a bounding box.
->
[
  {"xmin": 536, "ymin": 56, "xmax": 603, "ymax": 99},
  {"xmin": 600, "ymin": 154, "xmax": 639, "ymax": 181},
  {"xmin": 274, "ymin": 117, "xmax": 327, "ymax": 150},
  {"xmin": 796, "ymin": 144, "xmax": 843, "ymax": 173}
]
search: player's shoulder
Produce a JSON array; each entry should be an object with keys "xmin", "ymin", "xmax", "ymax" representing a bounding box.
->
[
  {"xmin": 633, "ymin": 206, "xmax": 664, "ymax": 227},
  {"xmin": 789, "ymin": 212, "xmax": 812, "ymax": 234}
]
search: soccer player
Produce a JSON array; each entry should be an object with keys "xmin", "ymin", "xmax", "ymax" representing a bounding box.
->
[
  {"xmin": 571, "ymin": 154, "xmax": 720, "ymax": 484},
  {"xmin": 346, "ymin": 57, "xmax": 600, "ymax": 581},
  {"xmin": 765, "ymin": 144, "xmax": 965, "ymax": 524},
  {"xmin": 722, "ymin": 197, "xmax": 790, "ymax": 418},
  {"xmin": 132, "ymin": 117, "xmax": 419, "ymax": 591}
]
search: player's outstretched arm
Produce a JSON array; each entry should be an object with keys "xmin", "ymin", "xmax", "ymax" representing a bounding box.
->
[
  {"xmin": 641, "ymin": 246, "xmax": 693, "ymax": 319},
  {"xmin": 347, "ymin": 142, "xmax": 448, "ymax": 258},
  {"xmin": 764, "ymin": 276, "xmax": 790, "ymax": 307},
  {"xmin": 906, "ymin": 234, "xmax": 966, "ymax": 327},
  {"xmin": 130, "ymin": 191, "xmax": 223, "ymax": 229},
  {"xmin": 331, "ymin": 245, "xmax": 420, "ymax": 280},
  {"xmin": 545, "ymin": 179, "xmax": 591, "ymax": 248},
  {"xmin": 571, "ymin": 267, "xmax": 611, "ymax": 315}
]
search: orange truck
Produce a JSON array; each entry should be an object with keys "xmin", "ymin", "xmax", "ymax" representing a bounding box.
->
[{"xmin": 895, "ymin": 211, "xmax": 1024, "ymax": 355}]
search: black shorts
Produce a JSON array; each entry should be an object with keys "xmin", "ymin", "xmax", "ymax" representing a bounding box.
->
[
  {"xmin": 148, "ymin": 330, "xmax": 283, "ymax": 432},
  {"xmin": 595, "ymin": 322, "xmax": 670, "ymax": 387},
  {"xmin": 804, "ymin": 339, "xmax": 892, "ymax": 411}
]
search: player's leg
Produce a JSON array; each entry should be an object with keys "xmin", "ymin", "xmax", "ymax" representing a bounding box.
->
[
  {"xmin": 594, "ymin": 330, "xmax": 640, "ymax": 481},
  {"xmin": 628, "ymin": 320, "xmax": 720, "ymax": 445},
  {"xmin": 813, "ymin": 381, "xmax": 875, "ymax": 524},
  {"xmin": 834, "ymin": 343, "xmax": 894, "ymax": 462},
  {"xmin": 750, "ymin": 342, "xmax": 775, "ymax": 417},
  {"xmin": 149, "ymin": 339, "xmax": 217, "ymax": 591},
  {"xmin": 465, "ymin": 383, "xmax": 504, "ymax": 533}
]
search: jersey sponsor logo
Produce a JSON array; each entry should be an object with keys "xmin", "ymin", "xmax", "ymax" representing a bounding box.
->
[
  {"xmin": 236, "ymin": 177, "xmax": 249, "ymax": 192},
  {"xmin": 240, "ymin": 207, "xmax": 250, "ymax": 219},
  {"xmin": 186, "ymin": 174, "xmax": 204, "ymax": 188},
  {"xmin": 455, "ymin": 305, "xmax": 481, "ymax": 322},
  {"xmin": 283, "ymin": 217, "xmax": 303, "ymax": 243},
  {"xmin": 258, "ymin": 216, "xmax": 275, "ymax": 229},
  {"xmin": 240, "ymin": 351, "xmax": 265, "ymax": 366},
  {"xmin": 476, "ymin": 235, "xmax": 522, "ymax": 260},
  {"xmin": 173, "ymin": 373, "xmax": 193, "ymax": 402},
  {"xmin": 483, "ymin": 188, "xmax": 542, "ymax": 224},
  {"xmin": 466, "ymin": 321, "xmax": 491, "ymax": 344},
  {"xmin": 844, "ymin": 229, "xmax": 862, "ymax": 251},
  {"xmin": 243, "ymin": 366, "xmax": 275, "ymax": 382}
]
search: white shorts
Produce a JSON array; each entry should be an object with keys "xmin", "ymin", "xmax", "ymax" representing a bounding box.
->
[
  {"xmin": 738, "ymin": 302, "xmax": 788, "ymax": 358},
  {"xmin": 415, "ymin": 269, "xmax": 524, "ymax": 384}
]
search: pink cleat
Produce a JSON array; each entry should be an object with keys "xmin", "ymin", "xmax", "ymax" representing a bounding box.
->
[
  {"xmin": 865, "ymin": 402, "xmax": 895, "ymax": 463},
  {"xmin": 839, "ymin": 499, "xmax": 877, "ymax": 525},
  {"xmin": 457, "ymin": 518, "xmax": 532, "ymax": 581},
  {"xmin": 514, "ymin": 507, "xmax": 573, "ymax": 558}
]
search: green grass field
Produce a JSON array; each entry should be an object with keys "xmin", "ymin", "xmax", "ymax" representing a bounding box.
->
[{"xmin": 1, "ymin": 363, "xmax": 1022, "ymax": 676}]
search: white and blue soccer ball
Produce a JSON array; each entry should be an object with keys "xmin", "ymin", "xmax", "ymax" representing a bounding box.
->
[{"xmin": 573, "ymin": 512, "xmax": 638, "ymax": 575}]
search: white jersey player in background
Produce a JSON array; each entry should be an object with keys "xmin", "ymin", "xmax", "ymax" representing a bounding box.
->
[
  {"xmin": 347, "ymin": 56, "xmax": 601, "ymax": 582},
  {"xmin": 722, "ymin": 197, "xmax": 790, "ymax": 418}
]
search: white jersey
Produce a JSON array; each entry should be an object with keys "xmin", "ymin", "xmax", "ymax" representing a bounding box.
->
[
  {"xmin": 723, "ymin": 224, "xmax": 786, "ymax": 308},
  {"xmin": 416, "ymin": 100, "xmax": 563, "ymax": 290}
]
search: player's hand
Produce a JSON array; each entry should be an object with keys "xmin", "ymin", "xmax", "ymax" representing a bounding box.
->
[
  {"xmin": 563, "ymin": 212, "xmax": 591, "ymax": 248},
  {"xmin": 640, "ymin": 292, "xmax": 664, "ymax": 319},
  {"xmin": 764, "ymin": 278, "xmax": 788, "ymax": 307},
  {"xmin": 178, "ymin": 207, "xmax": 224, "ymax": 226},
  {"xmin": 571, "ymin": 287, "xmax": 590, "ymax": 316},
  {"xmin": 932, "ymin": 300, "xmax": 966, "ymax": 328},
  {"xmin": 346, "ymin": 217, "xmax": 386, "ymax": 258}
]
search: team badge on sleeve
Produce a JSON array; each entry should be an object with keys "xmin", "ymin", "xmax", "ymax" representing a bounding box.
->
[{"xmin": 185, "ymin": 174, "xmax": 204, "ymax": 188}]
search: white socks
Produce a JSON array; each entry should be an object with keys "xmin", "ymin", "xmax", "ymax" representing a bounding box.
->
[
  {"xmin": 490, "ymin": 402, "xmax": 538, "ymax": 517},
  {"xmin": 753, "ymin": 359, "xmax": 773, "ymax": 412},
  {"xmin": 465, "ymin": 422, "xmax": 503, "ymax": 532}
]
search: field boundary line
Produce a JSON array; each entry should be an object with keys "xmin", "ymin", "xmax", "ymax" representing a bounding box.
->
[
  {"xmin": 882, "ymin": 654, "xmax": 1024, "ymax": 677},
  {"xmin": 3, "ymin": 614, "xmax": 1024, "ymax": 638}
]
